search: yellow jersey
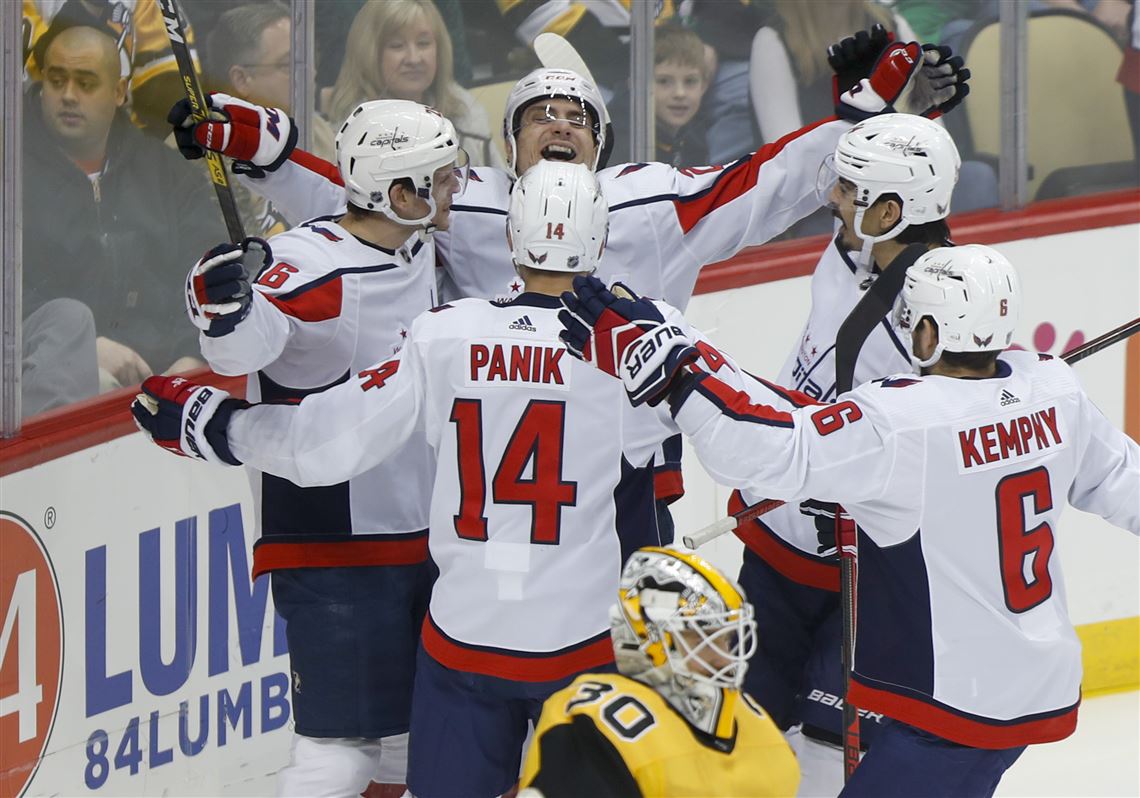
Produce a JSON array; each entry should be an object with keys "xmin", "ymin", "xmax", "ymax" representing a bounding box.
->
[{"xmin": 521, "ymin": 673, "xmax": 800, "ymax": 797}]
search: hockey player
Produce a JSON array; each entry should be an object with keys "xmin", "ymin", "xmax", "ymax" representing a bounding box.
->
[
  {"xmin": 738, "ymin": 112, "xmax": 961, "ymax": 795},
  {"xmin": 132, "ymin": 161, "xmax": 751, "ymax": 797},
  {"xmin": 182, "ymin": 99, "xmax": 467, "ymax": 796},
  {"xmin": 559, "ymin": 246, "xmax": 1140, "ymax": 797},
  {"xmin": 165, "ymin": 30, "xmax": 969, "ymax": 311},
  {"xmin": 519, "ymin": 546, "xmax": 800, "ymax": 797}
]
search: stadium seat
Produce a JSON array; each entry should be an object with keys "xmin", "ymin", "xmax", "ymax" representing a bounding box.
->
[
  {"xmin": 468, "ymin": 79, "xmax": 517, "ymax": 164},
  {"xmin": 953, "ymin": 10, "xmax": 1137, "ymax": 201}
]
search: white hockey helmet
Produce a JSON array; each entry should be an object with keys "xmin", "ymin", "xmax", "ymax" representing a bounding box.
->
[
  {"xmin": 610, "ymin": 547, "xmax": 757, "ymax": 737},
  {"xmin": 503, "ymin": 67, "xmax": 612, "ymax": 176},
  {"xmin": 826, "ymin": 114, "xmax": 961, "ymax": 262},
  {"xmin": 507, "ymin": 161, "xmax": 608, "ymax": 274},
  {"xmin": 335, "ymin": 99, "xmax": 469, "ymax": 227},
  {"xmin": 896, "ymin": 244, "xmax": 1021, "ymax": 368}
]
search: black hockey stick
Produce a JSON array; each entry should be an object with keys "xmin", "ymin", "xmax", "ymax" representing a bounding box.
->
[
  {"xmin": 158, "ymin": 0, "xmax": 245, "ymax": 243},
  {"xmin": 1060, "ymin": 316, "xmax": 1140, "ymax": 365},
  {"xmin": 832, "ymin": 241, "xmax": 930, "ymax": 781}
]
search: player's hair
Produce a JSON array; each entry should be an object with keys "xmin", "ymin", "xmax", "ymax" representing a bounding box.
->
[
  {"xmin": 771, "ymin": 0, "xmax": 894, "ymax": 85},
  {"xmin": 341, "ymin": 177, "xmax": 416, "ymax": 221},
  {"xmin": 328, "ymin": 0, "xmax": 463, "ymax": 132},
  {"xmin": 873, "ymin": 192, "xmax": 952, "ymax": 245},
  {"xmin": 205, "ymin": 2, "xmax": 291, "ymax": 93},
  {"xmin": 655, "ymin": 25, "xmax": 710, "ymax": 81}
]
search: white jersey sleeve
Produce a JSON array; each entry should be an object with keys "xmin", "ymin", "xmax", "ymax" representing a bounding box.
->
[
  {"xmin": 227, "ymin": 345, "xmax": 424, "ymax": 488},
  {"xmin": 1067, "ymin": 374, "xmax": 1140, "ymax": 532},
  {"xmin": 236, "ymin": 150, "xmax": 348, "ymax": 225}
]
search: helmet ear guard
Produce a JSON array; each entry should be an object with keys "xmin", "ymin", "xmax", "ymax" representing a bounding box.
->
[{"xmin": 335, "ymin": 99, "xmax": 469, "ymax": 229}]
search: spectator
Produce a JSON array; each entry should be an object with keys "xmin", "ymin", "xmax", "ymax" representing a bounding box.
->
[
  {"xmin": 328, "ymin": 0, "xmax": 506, "ymax": 168},
  {"xmin": 22, "ymin": 298, "xmax": 100, "ymax": 418},
  {"xmin": 652, "ymin": 25, "xmax": 711, "ymax": 167},
  {"xmin": 205, "ymin": 2, "xmax": 336, "ymax": 162},
  {"xmin": 25, "ymin": 0, "xmax": 201, "ymax": 136},
  {"xmin": 23, "ymin": 17, "xmax": 224, "ymax": 389}
]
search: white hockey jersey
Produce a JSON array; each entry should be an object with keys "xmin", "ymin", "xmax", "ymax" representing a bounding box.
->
[
  {"xmin": 226, "ymin": 292, "xmax": 743, "ymax": 681},
  {"xmin": 671, "ymin": 350, "xmax": 1140, "ymax": 748},
  {"xmin": 735, "ymin": 237, "xmax": 914, "ymax": 586},
  {"xmin": 243, "ymin": 119, "xmax": 848, "ymax": 309},
  {"xmin": 200, "ymin": 216, "xmax": 438, "ymax": 577}
]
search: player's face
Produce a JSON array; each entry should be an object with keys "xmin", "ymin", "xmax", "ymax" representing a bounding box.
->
[
  {"xmin": 40, "ymin": 31, "xmax": 126, "ymax": 155},
  {"xmin": 428, "ymin": 155, "xmax": 468, "ymax": 231},
  {"xmin": 676, "ymin": 627, "xmax": 734, "ymax": 678},
  {"xmin": 233, "ymin": 17, "xmax": 293, "ymax": 111},
  {"xmin": 829, "ymin": 177, "xmax": 864, "ymax": 250},
  {"xmin": 654, "ymin": 61, "xmax": 706, "ymax": 133},
  {"xmin": 514, "ymin": 97, "xmax": 598, "ymax": 174},
  {"xmin": 382, "ymin": 16, "xmax": 437, "ymax": 102}
]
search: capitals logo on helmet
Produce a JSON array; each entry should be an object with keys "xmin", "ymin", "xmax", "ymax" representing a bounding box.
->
[
  {"xmin": 896, "ymin": 244, "xmax": 1021, "ymax": 368},
  {"xmin": 335, "ymin": 99, "xmax": 469, "ymax": 228},
  {"xmin": 503, "ymin": 68, "xmax": 613, "ymax": 176},
  {"xmin": 508, "ymin": 161, "xmax": 608, "ymax": 274}
]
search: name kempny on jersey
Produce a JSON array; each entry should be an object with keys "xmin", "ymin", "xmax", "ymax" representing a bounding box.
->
[
  {"xmin": 956, "ymin": 404, "xmax": 1067, "ymax": 473},
  {"xmin": 467, "ymin": 340, "xmax": 570, "ymax": 389}
]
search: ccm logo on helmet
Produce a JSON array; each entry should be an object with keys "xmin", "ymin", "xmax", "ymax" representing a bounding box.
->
[
  {"xmin": 625, "ymin": 325, "xmax": 686, "ymax": 379},
  {"xmin": 0, "ymin": 514, "xmax": 64, "ymax": 797}
]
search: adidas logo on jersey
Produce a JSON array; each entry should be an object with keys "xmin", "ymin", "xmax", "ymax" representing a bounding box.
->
[
  {"xmin": 509, "ymin": 315, "xmax": 537, "ymax": 332},
  {"xmin": 1000, "ymin": 389, "xmax": 1020, "ymax": 406}
]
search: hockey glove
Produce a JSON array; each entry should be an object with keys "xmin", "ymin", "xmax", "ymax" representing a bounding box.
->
[
  {"xmin": 836, "ymin": 40, "xmax": 923, "ymax": 122},
  {"xmin": 131, "ymin": 376, "xmax": 246, "ymax": 466},
  {"xmin": 829, "ymin": 24, "xmax": 895, "ymax": 101},
  {"xmin": 559, "ymin": 275, "xmax": 698, "ymax": 407},
  {"xmin": 915, "ymin": 44, "xmax": 970, "ymax": 118},
  {"xmin": 186, "ymin": 238, "xmax": 270, "ymax": 337},
  {"xmin": 798, "ymin": 499, "xmax": 855, "ymax": 559},
  {"xmin": 167, "ymin": 92, "xmax": 298, "ymax": 177}
]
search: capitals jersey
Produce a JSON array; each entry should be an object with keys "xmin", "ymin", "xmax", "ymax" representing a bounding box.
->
[
  {"xmin": 199, "ymin": 216, "xmax": 438, "ymax": 577},
  {"xmin": 737, "ymin": 237, "xmax": 914, "ymax": 586},
  {"xmin": 521, "ymin": 673, "xmax": 800, "ymax": 797},
  {"xmin": 672, "ymin": 349, "xmax": 1140, "ymax": 748},
  {"xmin": 242, "ymin": 118, "xmax": 849, "ymax": 309},
  {"xmin": 226, "ymin": 292, "xmax": 742, "ymax": 680}
]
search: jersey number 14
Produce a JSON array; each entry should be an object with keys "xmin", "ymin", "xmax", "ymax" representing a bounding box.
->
[{"xmin": 450, "ymin": 398, "xmax": 578, "ymax": 544}]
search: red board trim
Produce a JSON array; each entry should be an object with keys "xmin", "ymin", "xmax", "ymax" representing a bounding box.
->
[{"xmin": 2, "ymin": 190, "xmax": 1136, "ymax": 475}]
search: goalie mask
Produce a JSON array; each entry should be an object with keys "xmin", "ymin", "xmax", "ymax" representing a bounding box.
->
[
  {"xmin": 820, "ymin": 113, "xmax": 960, "ymax": 265},
  {"xmin": 504, "ymin": 67, "xmax": 613, "ymax": 176},
  {"xmin": 336, "ymin": 99, "xmax": 469, "ymax": 228},
  {"xmin": 611, "ymin": 546, "xmax": 757, "ymax": 739},
  {"xmin": 896, "ymin": 244, "xmax": 1021, "ymax": 368},
  {"xmin": 507, "ymin": 161, "xmax": 608, "ymax": 274}
]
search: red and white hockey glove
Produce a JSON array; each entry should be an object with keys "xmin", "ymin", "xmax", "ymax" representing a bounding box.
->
[
  {"xmin": 186, "ymin": 237, "xmax": 271, "ymax": 337},
  {"xmin": 131, "ymin": 376, "xmax": 245, "ymax": 466},
  {"xmin": 559, "ymin": 275, "xmax": 698, "ymax": 407},
  {"xmin": 837, "ymin": 40, "xmax": 923, "ymax": 122},
  {"xmin": 829, "ymin": 24, "xmax": 895, "ymax": 101},
  {"xmin": 168, "ymin": 92, "xmax": 298, "ymax": 176}
]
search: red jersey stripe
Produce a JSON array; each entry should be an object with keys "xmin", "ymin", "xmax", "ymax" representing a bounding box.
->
[
  {"xmin": 729, "ymin": 491, "xmax": 839, "ymax": 591},
  {"xmin": 673, "ymin": 117, "xmax": 835, "ymax": 234},
  {"xmin": 289, "ymin": 148, "xmax": 345, "ymax": 187},
  {"xmin": 421, "ymin": 614, "xmax": 615, "ymax": 682},
  {"xmin": 263, "ymin": 276, "xmax": 343, "ymax": 322},
  {"xmin": 694, "ymin": 374, "xmax": 796, "ymax": 426},
  {"xmin": 849, "ymin": 676, "xmax": 1080, "ymax": 749},
  {"xmin": 250, "ymin": 534, "xmax": 429, "ymax": 578}
]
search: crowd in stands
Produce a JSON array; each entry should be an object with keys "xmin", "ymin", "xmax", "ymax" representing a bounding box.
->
[{"xmin": 16, "ymin": 0, "xmax": 1140, "ymax": 419}]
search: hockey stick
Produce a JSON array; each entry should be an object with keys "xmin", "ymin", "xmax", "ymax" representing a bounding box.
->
[
  {"xmin": 534, "ymin": 32, "xmax": 599, "ymax": 90},
  {"xmin": 158, "ymin": 0, "xmax": 245, "ymax": 243},
  {"xmin": 683, "ymin": 312, "xmax": 1140, "ymax": 549}
]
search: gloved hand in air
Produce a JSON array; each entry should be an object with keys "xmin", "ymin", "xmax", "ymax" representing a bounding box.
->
[
  {"xmin": 185, "ymin": 237, "xmax": 271, "ymax": 337},
  {"xmin": 559, "ymin": 275, "xmax": 698, "ymax": 407},
  {"xmin": 167, "ymin": 92, "xmax": 298, "ymax": 176}
]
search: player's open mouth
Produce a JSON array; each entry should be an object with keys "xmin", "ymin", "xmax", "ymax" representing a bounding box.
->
[{"xmin": 542, "ymin": 143, "xmax": 577, "ymax": 161}]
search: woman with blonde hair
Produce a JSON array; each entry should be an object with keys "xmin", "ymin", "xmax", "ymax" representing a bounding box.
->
[{"xmin": 329, "ymin": 0, "xmax": 505, "ymax": 168}]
